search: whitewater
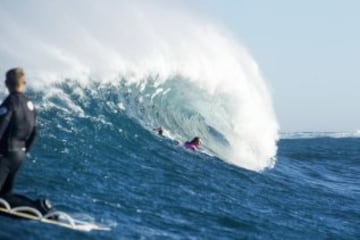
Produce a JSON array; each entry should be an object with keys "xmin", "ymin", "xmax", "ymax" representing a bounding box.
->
[{"xmin": 0, "ymin": 1, "xmax": 358, "ymax": 240}]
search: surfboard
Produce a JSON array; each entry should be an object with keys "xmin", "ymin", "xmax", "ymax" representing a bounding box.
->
[{"xmin": 0, "ymin": 198, "xmax": 110, "ymax": 232}]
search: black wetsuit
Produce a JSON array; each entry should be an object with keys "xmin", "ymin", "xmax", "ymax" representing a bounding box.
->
[{"xmin": 0, "ymin": 92, "xmax": 37, "ymax": 196}]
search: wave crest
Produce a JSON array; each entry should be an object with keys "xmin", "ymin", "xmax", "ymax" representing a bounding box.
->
[{"xmin": 0, "ymin": 0, "xmax": 278, "ymax": 171}]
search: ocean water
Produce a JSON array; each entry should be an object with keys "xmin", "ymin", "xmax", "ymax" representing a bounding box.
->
[
  {"xmin": 0, "ymin": 85, "xmax": 358, "ymax": 239},
  {"xmin": 0, "ymin": 1, "xmax": 359, "ymax": 239}
]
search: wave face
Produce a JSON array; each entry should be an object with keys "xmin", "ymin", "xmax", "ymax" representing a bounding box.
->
[{"xmin": 0, "ymin": 0, "xmax": 278, "ymax": 171}]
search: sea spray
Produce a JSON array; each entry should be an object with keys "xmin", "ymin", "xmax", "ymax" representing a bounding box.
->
[{"xmin": 0, "ymin": 0, "xmax": 278, "ymax": 170}]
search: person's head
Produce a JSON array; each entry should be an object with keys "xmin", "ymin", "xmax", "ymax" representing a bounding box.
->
[
  {"xmin": 191, "ymin": 137, "xmax": 202, "ymax": 147},
  {"xmin": 154, "ymin": 127, "xmax": 163, "ymax": 136},
  {"xmin": 5, "ymin": 67, "xmax": 26, "ymax": 93}
]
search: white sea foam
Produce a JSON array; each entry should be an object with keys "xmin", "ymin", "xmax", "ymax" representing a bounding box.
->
[{"xmin": 281, "ymin": 131, "xmax": 360, "ymax": 139}]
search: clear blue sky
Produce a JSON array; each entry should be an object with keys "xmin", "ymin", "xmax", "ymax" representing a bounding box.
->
[{"xmin": 182, "ymin": 0, "xmax": 360, "ymax": 132}]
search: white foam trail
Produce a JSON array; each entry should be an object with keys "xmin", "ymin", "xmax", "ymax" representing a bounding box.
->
[
  {"xmin": 0, "ymin": 0, "xmax": 279, "ymax": 171},
  {"xmin": 281, "ymin": 131, "xmax": 360, "ymax": 139}
]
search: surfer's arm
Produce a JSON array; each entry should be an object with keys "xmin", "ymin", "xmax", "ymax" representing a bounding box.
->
[
  {"xmin": 25, "ymin": 107, "xmax": 37, "ymax": 153},
  {"xmin": 25, "ymin": 127, "xmax": 37, "ymax": 153},
  {"xmin": 0, "ymin": 100, "xmax": 13, "ymax": 141}
]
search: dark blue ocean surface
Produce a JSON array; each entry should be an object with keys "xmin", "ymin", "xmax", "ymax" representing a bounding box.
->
[{"xmin": 0, "ymin": 87, "xmax": 359, "ymax": 240}]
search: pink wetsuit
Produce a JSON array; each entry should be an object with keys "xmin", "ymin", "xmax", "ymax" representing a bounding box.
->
[{"xmin": 184, "ymin": 142, "xmax": 198, "ymax": 150}]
